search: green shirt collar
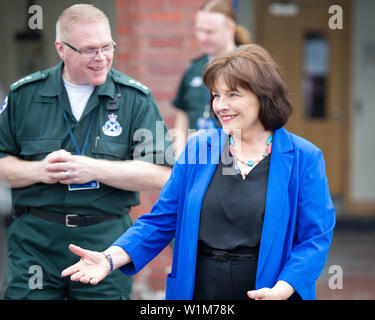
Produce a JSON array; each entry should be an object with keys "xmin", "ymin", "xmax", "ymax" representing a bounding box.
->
[{"xmin": 39, "ymin": 61, "xmax": 116, "ymax": 100}]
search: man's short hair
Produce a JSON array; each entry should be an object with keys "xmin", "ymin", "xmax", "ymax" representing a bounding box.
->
[{"xmin": 56, "ymin": 4, "xmax": 110, "ymax": 42}]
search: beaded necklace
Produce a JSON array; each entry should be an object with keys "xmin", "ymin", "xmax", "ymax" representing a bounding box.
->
[{"xmin": 229, "ymin": 134, "xmax": 273, "ymax": 169}]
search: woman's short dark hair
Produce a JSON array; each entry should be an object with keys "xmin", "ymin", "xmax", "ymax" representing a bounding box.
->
[{"xmin": 203, "ymin": 44, "xmax": 292, "ymax": 131}]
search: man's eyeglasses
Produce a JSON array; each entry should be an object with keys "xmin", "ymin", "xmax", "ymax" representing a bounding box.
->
[{"xmin": 62, "ymin": 41, "xmax": 116, "ymax": 58}]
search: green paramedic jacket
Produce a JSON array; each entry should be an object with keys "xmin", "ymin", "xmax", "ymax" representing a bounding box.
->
[
  {"xmin": 172, "ymin": 54, "xmax": 209, "ymax": 129},
  {"xmin": 0, "ymin": 62, "xmax": 174, "ymax": 216}
]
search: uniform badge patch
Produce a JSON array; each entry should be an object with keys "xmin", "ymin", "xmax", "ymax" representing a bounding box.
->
[
  {"xmin": 102, "ymin": 114, "xmax": 122, "ymax": 137},
  {"xmin": 0, "ymin": 96, "xmax": 8, "ymax": 114}
]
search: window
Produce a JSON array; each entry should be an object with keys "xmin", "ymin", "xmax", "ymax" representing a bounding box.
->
[{"xmin": 303, "ymin": 32, "xmax": 329, "ymax": 119}]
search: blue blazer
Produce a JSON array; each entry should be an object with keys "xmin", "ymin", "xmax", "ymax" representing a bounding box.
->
[{"xmin": 113, "ymin": 127, "xmax": 335, "ymax": 300}]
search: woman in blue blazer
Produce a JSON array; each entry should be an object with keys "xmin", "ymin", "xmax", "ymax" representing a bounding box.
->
[{"xmin": 62, "ymin": 44, "xmax": 335, "ymax": 300}]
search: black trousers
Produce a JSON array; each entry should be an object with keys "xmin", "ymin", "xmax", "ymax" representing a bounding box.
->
[{"xmin": 194, "ymin": 244, "xmax": 258, "ymax": 300}]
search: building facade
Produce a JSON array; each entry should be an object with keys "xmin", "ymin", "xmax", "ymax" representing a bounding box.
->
[{"xmin": 0, "ymin": 0, "xmax": 374, "ymax": 299}]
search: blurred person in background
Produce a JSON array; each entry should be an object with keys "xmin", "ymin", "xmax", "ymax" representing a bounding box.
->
[
  {"xmin": 172, "ymin": 0, "xmax": 251, "ymax": 157},
  {"xmin": 0, "ymin": 4, "xmax": 173, "ymax": 300}
]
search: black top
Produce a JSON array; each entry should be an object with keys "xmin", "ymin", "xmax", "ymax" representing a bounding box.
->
[{"xmin": 198, "ymin": 138, "xmax": 270, "ymax": 250}]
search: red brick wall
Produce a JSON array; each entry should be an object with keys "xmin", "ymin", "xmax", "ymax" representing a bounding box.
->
[
  {"xmin": 115, "ymin": 0, "xmax": 205, "ymax": 127},
  {"xmin": 114, "ymin": 0, "xmax": 206, "ymax": 299}
]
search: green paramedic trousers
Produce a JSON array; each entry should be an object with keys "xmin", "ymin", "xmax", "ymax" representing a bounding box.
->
[{"xmin": 1, "ymin": 212, "xmax": 133, "ymax": 300}]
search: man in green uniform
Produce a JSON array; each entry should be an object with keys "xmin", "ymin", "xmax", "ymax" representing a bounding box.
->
[{"xmin": 0, "ymin": 4, "xmax": 173, "ymax": 299}]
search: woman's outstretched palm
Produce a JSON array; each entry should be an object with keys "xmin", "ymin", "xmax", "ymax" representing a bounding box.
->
[{"xmin": 61, "ymin": 244, "xmax": 110, "ymax": 285}]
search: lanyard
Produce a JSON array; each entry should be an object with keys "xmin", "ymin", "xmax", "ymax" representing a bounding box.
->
[{"xmin": 61, "ymin": 107, "xmax": 98, "ymax": 155}]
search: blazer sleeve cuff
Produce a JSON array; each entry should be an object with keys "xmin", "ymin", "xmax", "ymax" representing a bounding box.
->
[
  {"xmin": 111, "ymin": 241, "xmax": 142, "ymax": 276},
  {"xmin": 277, "ymin": 272, "xmax": 311, "ymax": 300}
]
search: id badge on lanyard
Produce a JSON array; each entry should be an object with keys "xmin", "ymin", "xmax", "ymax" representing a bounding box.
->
[
  {"xmin": 61, "ymin": 107, "xmax": 100, "ymax": 191},
  {"xmin": 68, "ymin": 180, "xmax": 100, "ymax": 191}
]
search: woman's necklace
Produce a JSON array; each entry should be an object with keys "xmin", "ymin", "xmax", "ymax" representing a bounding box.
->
[{"xmin": 229, "ymin": 134, "xmax": 273, "ymax": 169}]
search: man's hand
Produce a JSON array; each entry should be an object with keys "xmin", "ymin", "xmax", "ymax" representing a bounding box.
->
[
  {"xmin": 40, "ymin": 149, "xmax": 72, "ymax": 184},
  {"xmin": 0, "ymin": 150, "xmax": 73, "ymax": 188},
  {"xmin": 45, "ymin": 152, "xmax": 97, "ymax": 185},
  {"xmin": 45, "ymin": 149, "xmax": 171, "ymax": 191}
]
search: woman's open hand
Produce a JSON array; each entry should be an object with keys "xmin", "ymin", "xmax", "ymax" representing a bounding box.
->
[{"xmin": 61, "ymin": 244, "xmax": 110, "ymax": 285}]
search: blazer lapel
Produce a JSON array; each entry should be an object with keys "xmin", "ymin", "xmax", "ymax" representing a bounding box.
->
[
  {"xmin": 182, "ymin": 129, "xmax": 227, "ymax": 298},
  {"xmin": 186, "ymin": 129, "xmax": 227, "ymax": 241},
  {"xmin": 256, "ymin": 127, "xmax": 294, "ymax": 279},
  {"xmin": 190, "ymin": 129, "xmax": 227, "ymax": 197}
]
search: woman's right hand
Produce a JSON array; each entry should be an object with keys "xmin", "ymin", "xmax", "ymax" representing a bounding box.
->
[{"xmin": 61, "ymin": 244, "xmax": 110, "ymax": 285}]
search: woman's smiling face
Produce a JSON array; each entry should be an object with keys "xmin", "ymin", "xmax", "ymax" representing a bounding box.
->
[{"xmin": 212, "ymin": 75, "xmax": 263, "ymax": 136}]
